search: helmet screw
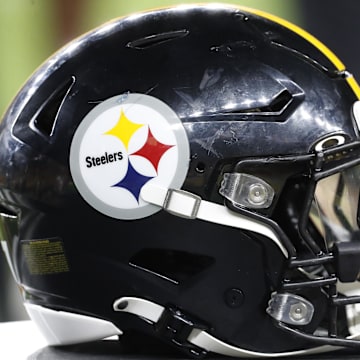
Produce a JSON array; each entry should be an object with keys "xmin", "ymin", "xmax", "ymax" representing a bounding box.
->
[
  {"xmin": 248, "ymin": 183, "xmax": 268, "ymax": 206},
  {"xmin": 224, "ymin": 288, "xmax": 244, "ymax": 308},
  {"xmin": 289, "ymin": 302, "xmax": 308, "ymax": 322}
]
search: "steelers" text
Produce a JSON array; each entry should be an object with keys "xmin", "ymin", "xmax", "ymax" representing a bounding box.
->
[{"xmin": 85, "ymin": 151, "xmax": 123, "ymax": 168}]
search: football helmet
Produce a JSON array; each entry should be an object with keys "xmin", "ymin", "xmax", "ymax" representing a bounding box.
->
[{"xmin": 2, "ymin": 3, "xmax": 360, "ymax": 357}]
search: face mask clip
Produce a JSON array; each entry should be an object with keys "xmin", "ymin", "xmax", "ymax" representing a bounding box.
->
[
  {"xmin": 333, "ymin": 231, "xmax": 360, "ymax": 282},
  {"xmin": 219, "ymin": 173, "xmax": 275, "ymax": 209}
]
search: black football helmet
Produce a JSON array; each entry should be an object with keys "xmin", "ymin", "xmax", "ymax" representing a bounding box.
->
[{"xmin": 2, "ymin": 4, "xmax": 360, "ymax": 357}]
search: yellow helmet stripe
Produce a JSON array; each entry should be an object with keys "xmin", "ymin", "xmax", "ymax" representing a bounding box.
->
[{"xmin": 346, "ymin": 76, "xmax": 360, "ymax": 99}]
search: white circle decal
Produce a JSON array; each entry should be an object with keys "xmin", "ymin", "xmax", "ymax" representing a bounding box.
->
[{"xmin": 70, "ymin": 93, "xmax": 189, "ymax": 219}]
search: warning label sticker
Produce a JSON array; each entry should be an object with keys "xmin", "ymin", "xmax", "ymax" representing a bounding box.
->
[{"xmin": 22, "ymin": 238, "xmax": 70, "ymax": 275}]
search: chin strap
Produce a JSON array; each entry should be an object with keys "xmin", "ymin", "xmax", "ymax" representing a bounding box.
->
[
  {"xmin": 113, "ymin": 296, "xmax": 340, "ymax": 358},
  {"xmin": 140, "ymin": 184, "xmax": 288, "ymax": 257}
]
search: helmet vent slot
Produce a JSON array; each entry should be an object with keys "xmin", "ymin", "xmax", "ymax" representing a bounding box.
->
[
  {"xmin": 265, "ymin": 89, "xmax": 293, "ymax": 113},
  {"xmin": 129, "ymin": 248, "xmax": 214, "ymax": 284},
  {"xmin": 224, "ymin": 89, "xmax": 292, "ymax": 115},
  {"xmin": 30, "ymin": 76, "xmax": 75, "ymax": 138},
  {"xmin": 127, "ymin": 30, "xmax": 189, "ymax": 49}
]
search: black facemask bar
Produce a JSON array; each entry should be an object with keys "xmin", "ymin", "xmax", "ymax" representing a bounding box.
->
[
  {"xmin": 282, "ymin": 141, "xmax": 360, "ymax": 348},
  {"xmin": 226, "ymin": 140, "xmax": 360, "ymax": 348}
]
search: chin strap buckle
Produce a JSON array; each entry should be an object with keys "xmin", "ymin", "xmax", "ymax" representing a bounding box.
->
[
  {"xmin": 163, "ymin": 189, "xmax": 202, "ymax": 219},
  {"xmin": 113, "ymin": 297, "xmax": 208, "ymax": 358},
  {"xmin": 155, "ymin": 306, "xmax": 208, "ymax": 358}
]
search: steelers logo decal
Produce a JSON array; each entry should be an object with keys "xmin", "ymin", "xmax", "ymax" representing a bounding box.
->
[{"xmin": 70, "ymin": 94, "xmax": 189, "ymax": 219}]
